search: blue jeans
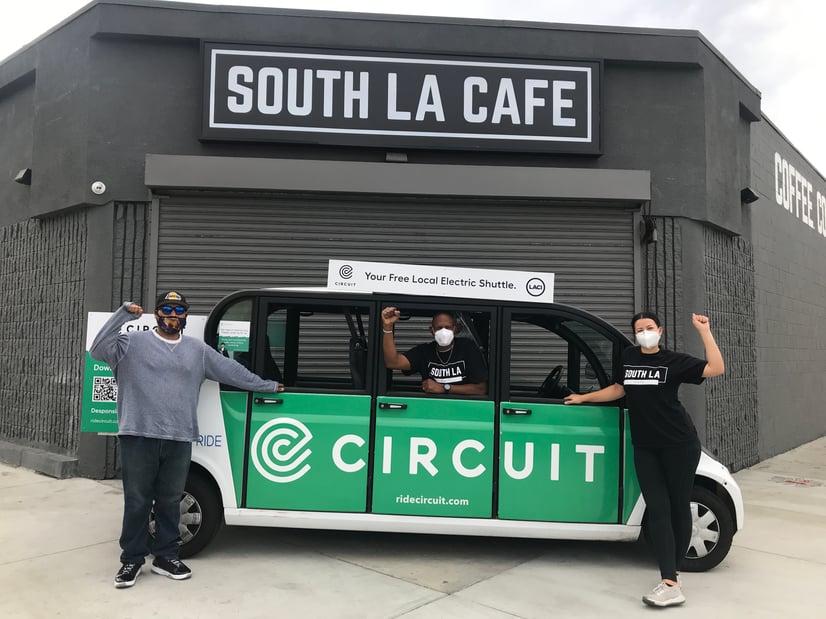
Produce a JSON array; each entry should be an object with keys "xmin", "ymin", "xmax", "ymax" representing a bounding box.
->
[{"xmin": 118, "ymin": 436, "xmax": 192, "ymax": 565}]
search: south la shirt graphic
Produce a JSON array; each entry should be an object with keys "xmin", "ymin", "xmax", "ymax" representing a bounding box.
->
[
  {"xmin": 619, "ymin": 347, "xmax": 707, "ymax": 446},
  {"xmin": 403, "ymin": 338, "xmax": 488, "ymax": 385},
  {"xmin": 426, "ymin": 360, "xmax": 467, "ymax": 384},
  {"xmin": 623, "ymin": 366, "xmax": 668, "ymax": 385}
]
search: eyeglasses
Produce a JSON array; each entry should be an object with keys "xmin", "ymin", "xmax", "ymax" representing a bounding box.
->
[{"xmin": 159, "ymin": 305, "xmax": 187, "ymax": 316}]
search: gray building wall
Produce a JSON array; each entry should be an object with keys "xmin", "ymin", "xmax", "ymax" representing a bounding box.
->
[
  {"xmin": 750, "ymin": 118, "xmax": 826, "ymax": 459},
  {"xmin": 0, "ymin": 211, "xmax": 87, "ymax": 470},
  {"xmin": 2, "ymin": 1, "xmax": 758, "ymax": 230},
  {"xmin": 639, "ymin": 215, "xmax": 758, "ymax": 471},
  {"xmin": 0, "ymin": 71, "xmax": 34, "ymax": 225},
  {"xmin": 704, "ymin": 227, "xmax": 758, "ymax": 471}
]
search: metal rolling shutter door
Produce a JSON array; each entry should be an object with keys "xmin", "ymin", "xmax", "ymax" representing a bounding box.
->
[{"xmin": 157, "ymin": 194, "xmax": 635, "ymax": 320}]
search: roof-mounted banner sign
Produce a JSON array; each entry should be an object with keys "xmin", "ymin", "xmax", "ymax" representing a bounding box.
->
[
  {"xmin": 327, "ymin": 260, "xmax": 554, "ymax": 303},
  {"xmin": 203, "ymin": 43, "xmax": 600, "ymax": 154}
]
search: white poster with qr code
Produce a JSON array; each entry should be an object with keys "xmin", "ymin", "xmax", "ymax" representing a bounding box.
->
[{"xmin": 81, "ymin": 311, "xmax": 206, "ymax": 433}]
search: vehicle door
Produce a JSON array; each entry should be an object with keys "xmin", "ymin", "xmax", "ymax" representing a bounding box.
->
[
  {"xmin": 372, "ymin": 301, "xmax": 497, "ymax": 518},
  {"xmin": 499, "ymin": 307, "xmax": 626, "ymax": 523},
  {"xmin": 215, "ymin": 295, "xmax": 374, "ymax": 512}
]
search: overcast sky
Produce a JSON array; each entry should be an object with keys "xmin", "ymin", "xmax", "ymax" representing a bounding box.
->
[{"xmin": 2, "ymin": 0, "xmax": 824, "ymax": 174}]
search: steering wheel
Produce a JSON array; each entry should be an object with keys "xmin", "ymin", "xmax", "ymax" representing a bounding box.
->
[{"xmin": 538, "ymin": 365, "xmax": 564, "ymax": 398}]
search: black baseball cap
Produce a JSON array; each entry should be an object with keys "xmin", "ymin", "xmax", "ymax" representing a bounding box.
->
[{"xmin": 155, "ymin": 290, "xmax": 190, "ymax": 310}]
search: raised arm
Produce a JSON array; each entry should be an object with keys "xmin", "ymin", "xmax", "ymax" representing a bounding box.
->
[
  {"xmin": 381, "ymin": 306, "xmax": 411, "ymax": 371},
  {"xmin": 692, "ymin": 313, "xmax": 725, "ymax": 377},
  {"xmin": 89, "ymin": 302, "xmax": 143, "ymax": 367}
]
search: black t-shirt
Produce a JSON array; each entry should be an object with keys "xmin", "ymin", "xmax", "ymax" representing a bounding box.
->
[
  {"xmin": 617, "ymin": 346, "xmax": 707, "ymax": 447},
  {"xmin": 402, "ymin": 338, "xmax": 488, "ymax": 385}
]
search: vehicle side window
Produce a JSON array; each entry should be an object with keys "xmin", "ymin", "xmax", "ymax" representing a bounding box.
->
[
  {"xmin": 386, "ymin": 308, "xmax": 490, "ymax": 395},
  {"xmin": 508, "ymin": 312, "xmax": 616, "ymax": 400},
  {"xmin": 266, "ymin": 303, "xmax": 370, "ymax": 391},
  {"xmin": 215, "ymin": 299, "xmax": 253, "ymax": 361},
  {"xmin": 212, "ymin": 298, "xmax": 254, "ymax": 392},
  {"xmin": 564, "ymin": 319, "xmax": 615, "ymax": 392},
  {"xmin": 509, "ymin": 319, "xmax": 570, "ymax": 399}
]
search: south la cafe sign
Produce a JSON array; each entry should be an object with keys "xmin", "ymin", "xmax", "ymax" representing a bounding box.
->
[{"xmin": 203, "ymin": 44, "xmax": 600, "ymax": 153}]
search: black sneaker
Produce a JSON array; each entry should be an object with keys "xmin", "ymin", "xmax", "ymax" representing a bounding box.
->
[
  {"xmin": 114, "ymin": 563, "xmax": 141, "ymax": 589},
  {"xmin": 151, "ymin": 557, "xmax": 192, "ymax": 580}
]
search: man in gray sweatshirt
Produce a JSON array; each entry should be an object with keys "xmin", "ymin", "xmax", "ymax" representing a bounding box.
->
[{"xmin": 90, "ymin": 291, "xmax": 282, "ymax": 589}]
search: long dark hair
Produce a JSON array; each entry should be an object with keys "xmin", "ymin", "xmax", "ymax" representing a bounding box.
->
[{"xmin": 631, "ymin": 311, "xmax": 661, "ymax": 331}]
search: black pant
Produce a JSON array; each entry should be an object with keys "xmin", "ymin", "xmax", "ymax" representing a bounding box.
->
[
  {"xmin": 634, "ymin": 438, "xmax": 701, "ymax": 581},
  {"xmin": 118, "ymin": 436, "xmax": 192, "ymax": 565}
]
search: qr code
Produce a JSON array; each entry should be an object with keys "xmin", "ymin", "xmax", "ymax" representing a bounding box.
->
[{"xmin": 93, "ymin": 376, "xmax": 118, "ymax": 402}]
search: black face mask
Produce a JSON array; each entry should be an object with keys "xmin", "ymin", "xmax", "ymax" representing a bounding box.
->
[{"xmin": 156, "ymin": 314, "xmax": 186, "ymax": 335}]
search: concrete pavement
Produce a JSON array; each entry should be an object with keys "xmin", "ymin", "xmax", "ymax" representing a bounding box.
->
[{"xmin": 2, "ymin": 438, "xmax": 826, "ymax": 618}]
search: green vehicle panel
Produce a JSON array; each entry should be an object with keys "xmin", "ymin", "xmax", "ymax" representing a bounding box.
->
[
  {"xmin": 245, "ymin": 393, "xmax": 371, "ymax": 512},
  {"xmin": 372, "ymin": 396, "xmax": 495, "ymax": 517},
  {"xmin": 498, "ymin": 402, "xmax": 621, "ymax": 523}
]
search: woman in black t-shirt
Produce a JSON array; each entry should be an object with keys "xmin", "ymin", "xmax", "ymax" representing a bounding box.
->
[{"xmin": 564, "ymin": 311, "xmax": 724, "ymax": 608}]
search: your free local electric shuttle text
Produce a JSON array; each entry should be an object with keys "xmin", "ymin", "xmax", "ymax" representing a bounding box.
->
[{"xmin": 365, "ymin": 271, "xmax": 516, "ymax": 290}]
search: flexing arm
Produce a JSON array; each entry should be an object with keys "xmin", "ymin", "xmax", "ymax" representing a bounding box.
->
[
  {"xmin": 89, "ymin": 302, "xmax": 143, "ymax": 367},
  {"xmin": 381, "ymin": 306, "xmax": 412, "ymax": 371},
  {"xmin": 563, "ymin": 383, "xmax": 625, "ymax": 405},
  {"xmin": 692, "ymin": 313, "xmax": 725, "ymax": 377}
]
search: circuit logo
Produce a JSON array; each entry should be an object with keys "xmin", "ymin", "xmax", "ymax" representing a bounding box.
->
[
  {"xmin": 339, "ymin": 264, "xmax": 354, "ymax": 279},
  {"xmin": 251, "ymin": 418, "xmax": 313, "ymax": 483}
]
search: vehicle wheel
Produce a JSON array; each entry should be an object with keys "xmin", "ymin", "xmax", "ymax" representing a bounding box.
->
[
  {"xmin": 149, "ymin": 471, "xmax": 223, "ymax": 559},
  {"xmin": 681, "ymin": 485, "xmax": 734, "ymax": 572}
]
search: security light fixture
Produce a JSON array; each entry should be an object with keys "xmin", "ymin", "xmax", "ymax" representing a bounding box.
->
[
  {"xmin": 14, "ymin": 168, "xmax": 31, "ymax": 185},
  {"xmin": 641, "ymin": 216, "xmax": 658, "ymax": 244},
  {"xmin": 741, "ymin": 187, "xmax": 759, "ymax": 204}
]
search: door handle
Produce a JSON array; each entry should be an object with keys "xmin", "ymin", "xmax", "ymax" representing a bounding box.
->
[
  {"xmin": 502, "ymin": 408, "xmax": 532, "ymax": 415},
  {"xmin": 254, "ymin": 397, "xmax": 284, "ymax": 405},
  {"xmin": 379, "ymin": 402, "xmax": 408, "ymax": 410}
]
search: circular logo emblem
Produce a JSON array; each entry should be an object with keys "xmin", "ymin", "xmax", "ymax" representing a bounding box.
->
[
  {"xmin": 251, "ymin": 418, "xmax": 313, "ymax": 483},
  {"xmin": 339, "ymin": 265, "xmax": 354, "ymax": 279},
  {"xmin": 526, "ymin": 278, "xmax": 546, "ymax": 297}
]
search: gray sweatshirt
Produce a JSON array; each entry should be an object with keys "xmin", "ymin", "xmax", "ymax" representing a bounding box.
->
[{"xmin": 90, "ymin": 302, "xmax": 279, "ymax": 442}]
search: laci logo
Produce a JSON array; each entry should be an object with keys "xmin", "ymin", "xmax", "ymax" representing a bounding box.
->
[{"xmin": 526, "ymin": 277, "xmax": 546, "ymax": 297}]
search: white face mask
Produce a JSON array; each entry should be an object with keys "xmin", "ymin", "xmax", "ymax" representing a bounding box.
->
[
  {"xmin": 635, "ymin": 329, "xmax": 661, "ymax": 349},
  {"xmin": 433, "ymin": 328, "xmax": 455, "ymax": 347}
]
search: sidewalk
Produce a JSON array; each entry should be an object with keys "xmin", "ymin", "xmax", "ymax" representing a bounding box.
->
[{"xmin": 2, "ymin": 438, "xmax": 825, "ymax": 618}]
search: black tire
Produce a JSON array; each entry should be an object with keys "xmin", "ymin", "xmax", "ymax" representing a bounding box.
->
[
  {"xmin": 681, "ymin": 485, "xmax": 735, "ymax": 572},
  {"xmin": 149, "ymin": 471, "xmax": 224, "ymax": 559}
]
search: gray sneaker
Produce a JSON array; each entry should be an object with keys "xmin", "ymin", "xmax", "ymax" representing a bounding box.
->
[{"xmin": 642, "ymin": 582, "xmax": 686, "ymax": 607}]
